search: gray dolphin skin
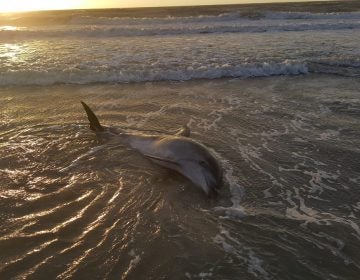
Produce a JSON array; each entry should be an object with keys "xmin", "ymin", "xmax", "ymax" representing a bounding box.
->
[{"xmin": 81, "ymin": 101, "xmax": 222, "ymax": 196}]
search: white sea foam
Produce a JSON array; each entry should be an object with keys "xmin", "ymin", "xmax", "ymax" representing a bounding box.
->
[
  {"xmin": 317, "ymin": 129, "xmax": 340, "ymax": 140},
  {"xmin": 69, "ymin": 12, "xmax": 244, "ymax": 25},
  {"xmin": 70, "ymin": 11, "xmax": 360, "ymax": 25},
  {"xmin": 264, "ymin": 11, "xmax": 360, "ymax": 20},
  {"xmin": 213, "ymin": 226, "xmax": 270, "ymax": 279},
  {"xmin": 0, "ymin": 61, "xmax": 308, "ymax": 86},
  {"xmin": 213, "ymin": 154, "xmax": 247, "ymax": 219}
]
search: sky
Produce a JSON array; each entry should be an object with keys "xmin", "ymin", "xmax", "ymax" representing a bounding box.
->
[{"xmin": 0, "ymin": 0, "xmax": 330, "ymax": 13}]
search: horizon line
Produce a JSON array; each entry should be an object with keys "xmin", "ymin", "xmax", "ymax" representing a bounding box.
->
[{"xmin": 0, "ymin": 0, "xmax": 339, "ymax": 15}]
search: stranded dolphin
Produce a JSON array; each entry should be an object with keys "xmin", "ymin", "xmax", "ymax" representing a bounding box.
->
[{"xmin": 81, "ymin": 101, "xmax": 222, "ymax": 196}]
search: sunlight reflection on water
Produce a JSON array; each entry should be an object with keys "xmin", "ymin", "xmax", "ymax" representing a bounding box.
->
[
  {"xmin": 0, "ymin": 25, "xmax": 19, "ymax": 31},
  {"xmin": 0, "ymin": 43, "xmax": 23, "ymax": 61}
]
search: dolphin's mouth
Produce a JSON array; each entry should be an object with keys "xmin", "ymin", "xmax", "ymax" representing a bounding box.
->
[
  {"xmin": 144, "ymin": 154, "xmax": 182, "ymax": 171},
  {"xmin": 144, "ymin": 154, "xmax": 180, "ymax": 166},
  {"xmin": 178, "ymin": 160, "xmax": 222, "ymax": 196},
  {"xmin": 144, "ymin": 154, "xmax": 221, "ymax": 195}
]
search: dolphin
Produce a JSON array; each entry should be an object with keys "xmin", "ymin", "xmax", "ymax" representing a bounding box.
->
[{"xmin": 81, "ymin": 101, "xmax": 222, "ymax": 196}]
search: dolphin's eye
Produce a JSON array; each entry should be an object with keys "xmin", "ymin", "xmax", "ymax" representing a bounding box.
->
[{"xmin": 199, "ymin": 160, "xmax": 207, "ymax": 166}]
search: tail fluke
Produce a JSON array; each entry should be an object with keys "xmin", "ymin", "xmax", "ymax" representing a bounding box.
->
[{"xmin": 81, "ymin": 101, "xmax": 104, "ymax": 132}]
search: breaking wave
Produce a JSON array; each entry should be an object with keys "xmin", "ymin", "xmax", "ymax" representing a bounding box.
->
[
  {"xmin": 2, "ymin": 21, "xmax": 360, "ymax": 39},
  {"xmin": 1, "ymin": 59, "xmax": 360, "ymax": 86},
  {"xmin": 0, "ymin": 61, "xmax": 308, "ymax": 86}
]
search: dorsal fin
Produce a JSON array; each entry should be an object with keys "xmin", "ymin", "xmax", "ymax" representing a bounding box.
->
[
  {"xmin": 81, "ymin": 101, "xmax": 104, "ymax": 132},
  {"xmin": 175, "ymin": 125, "xmax": 190, "ymax": 137}
]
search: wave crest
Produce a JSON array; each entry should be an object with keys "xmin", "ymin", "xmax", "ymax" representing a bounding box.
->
[{"xmin": 0, "ymin": 61, "xmax": 308, "ymax": 86}]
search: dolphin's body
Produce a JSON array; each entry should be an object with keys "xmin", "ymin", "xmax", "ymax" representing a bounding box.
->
[{"xmin": 81, "ymin": 102, "xmax": 222, "ymax": 196}]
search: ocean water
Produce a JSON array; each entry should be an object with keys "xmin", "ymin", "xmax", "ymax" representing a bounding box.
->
[
  {"xmin": 1, "ymin": 8, "xmax": 360, "ymax": 85},
  {"xmin": 1, "ymin": 4, "xmax": 360, "ymax": 280}
]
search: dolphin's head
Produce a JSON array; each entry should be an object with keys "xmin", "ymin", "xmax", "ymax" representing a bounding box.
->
[
  {"xmin": 135, "ymin": 136, "xmax": 223, "ymax": 196},
  {"xmin": 180, "ymin": 151, "xmax": 222, "ymax": 196}
]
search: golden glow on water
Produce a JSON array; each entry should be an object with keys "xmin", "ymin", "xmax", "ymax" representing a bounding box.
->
[
  {"xmin": 0, "ymin": 43, "xmax": 23, "ymax": 62},
  {"xmin": 0, "ymin": 0, "xmax": 83, "ymax": 12},
  {"xmin": 0, "ymin": 26, "xmax": 19, "ymax": 31},
  {"xmin": 0, "ymin": 42, "xmax": 41, "ymax": 71},
  {"xmin": 0, "ymin": 0, "xmax": 329, "ymax": 12}
]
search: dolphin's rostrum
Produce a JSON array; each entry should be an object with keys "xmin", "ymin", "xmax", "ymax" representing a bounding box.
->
[{"xmin": 81, "ymin": 101, "xmax": 222, "ymax": 196}]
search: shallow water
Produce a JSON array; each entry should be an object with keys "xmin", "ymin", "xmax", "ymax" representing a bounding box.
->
[{"xmin": 0, "ymin": 75, "xmax": 359, "ymax": 279}]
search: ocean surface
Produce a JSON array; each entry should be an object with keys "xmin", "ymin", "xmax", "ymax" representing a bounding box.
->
[{"xmin": 0, "ymin": 2, "xmax": 360, "ymax": 280}]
